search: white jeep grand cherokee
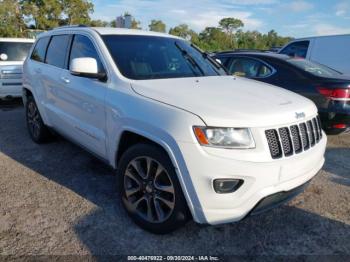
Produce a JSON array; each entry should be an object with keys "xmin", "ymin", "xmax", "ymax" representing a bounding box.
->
[{"xmin": 23, "ymin": 26, "xmax": 326, "ymax": 234}]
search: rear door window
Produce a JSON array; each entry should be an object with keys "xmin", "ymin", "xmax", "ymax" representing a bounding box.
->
[
  {"xmin": 31, "ymin": 37, "xmax": 50, "ymax": 63},
  {"xmin": 45, "ymin": 35, "xmax": 71, "ymax": 69},
  {"xmin": 280, "ymin": 41, "xmax": 309, "ymax": 58},
  {"xmin": 227, "ymin": 57, "xmax": 273, "ymax": 78}
]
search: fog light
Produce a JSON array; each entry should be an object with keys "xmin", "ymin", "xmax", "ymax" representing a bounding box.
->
[{"xmin": 213, "ymin": 179, "xmax": 243, "ymax": 194}]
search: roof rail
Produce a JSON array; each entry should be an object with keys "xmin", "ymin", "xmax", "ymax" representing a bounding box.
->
[
  {"xmin": 53, "ymin": 24, "xmax": 89, "ymax": 30},
  {"xmin": 217, "ymin": 49, "xmax": 270, "ymax": 54}
]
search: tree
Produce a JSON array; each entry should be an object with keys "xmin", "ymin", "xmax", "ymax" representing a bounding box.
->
[
  {"xmin": 148, "ymin": 20, "xmax": 166, "ymax": 33},
  {"xmin": 219, "ymin": 18, "xmax": 244, "ymax": 46},
  {"xmin": 0, "ymin": 0, "xmax": 26, "ymax": 37},
  {"xmin": 169, "ymin": 24, "xmax": 198, "ymax": 41},
  {"xmin": 131, "ymin": 19, "xmax": 141, "ymax": 29},
  {"xmin": 198, "ymin": 27, "xmax": 231, "ymax": 51},
  {"xmin": 90, "ymin": 19, "xmax": 108, "ymax": 27},
  {"xmin": 21, "ymin": 0, "xmax": 63, "ymax": 30},
  {"xmin": 61, "ymin": 0, "xmax": 94, "ymax": 25},
  {"xmin": 219, "ymin": 18, "xmax": 244, "ymax": 34}
]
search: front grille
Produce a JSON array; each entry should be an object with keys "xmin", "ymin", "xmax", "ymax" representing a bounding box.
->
[
  {"xmin": 265, "ymin": 116, "xmax": 323, "ymax": 159},
  {"xmin": 265, "ymin": 129, "xmax": 282, "ymax": 159}
]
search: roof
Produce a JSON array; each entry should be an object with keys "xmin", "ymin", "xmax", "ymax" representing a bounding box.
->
[
  {"xmin": 291, "ymin": 34, "xmax": 350, "ymax": 41},
  {"xmin": 215, "ymin": 51, "xmax": 291, "ymax": 60},
  {"xmin": 47, "ymin": 26, "xmax": 182, "ymax": 39},
  {"xmin": 0, "ymin": 38, "xmax": 35, "ymax": 43}
]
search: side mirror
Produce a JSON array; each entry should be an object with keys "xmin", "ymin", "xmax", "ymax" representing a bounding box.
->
[
  {"xmin": 215, "ymin": 58, "xmax": 222, "ymax": 64},
  {"xmin": 70, "ymin": 57, "xmax": 106, "ymax": 81},
  {"xmin": 0, "ymin": 53, "xmax": 8, "ymax": 61}
]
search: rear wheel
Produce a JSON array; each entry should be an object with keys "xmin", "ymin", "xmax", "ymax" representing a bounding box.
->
[
  {"xmin": 117, "ymin": 144, "xmax": 190, "ymax": 234},
  {"xmin": 26, "ymin": 96, "xmax": 51, "ymax": 143}
]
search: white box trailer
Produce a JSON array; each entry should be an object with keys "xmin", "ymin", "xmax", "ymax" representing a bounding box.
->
[{"xmin": 279, "ymin": 34, "xmax": 350, "ymax": 75}]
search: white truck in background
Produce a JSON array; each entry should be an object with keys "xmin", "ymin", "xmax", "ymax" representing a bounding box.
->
[
  {"xmin": 279, "ymin": 34, "xmax": 350, "ymax": 75},
  {"xmin": 0, "ymin": 38, "xmax": 34, "ymax": 100}
]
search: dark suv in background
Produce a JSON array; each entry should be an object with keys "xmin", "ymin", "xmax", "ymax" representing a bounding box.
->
[{"xmin": 214, "ymin": 51, "xmax": 350, "ymax": 134}]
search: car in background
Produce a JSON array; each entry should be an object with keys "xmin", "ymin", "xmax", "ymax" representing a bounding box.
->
[
  {"xmin": 279, "ymin": 34, "xmax": 350, "ymax": 75},
  {"xmin": 0, "ymin": 38, "xmax": 34, "ymax": 100},
  {"xmin": 214, "ymin": 52, "xmax": 350, "ymax": 134}
]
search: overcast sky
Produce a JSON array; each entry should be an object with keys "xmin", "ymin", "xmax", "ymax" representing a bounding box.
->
[{"xmin": 91, "ymin": 0, "xmax": 350, "ymax": 37}]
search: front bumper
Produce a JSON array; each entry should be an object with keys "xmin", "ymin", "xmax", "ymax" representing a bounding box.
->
[
  {"xmin": 177, "ymin": 133, "xmax": 326, "ymax": 225},
  {"xmin": 248, "ymin": 179, "xmax": 310, "ymax": 216}
]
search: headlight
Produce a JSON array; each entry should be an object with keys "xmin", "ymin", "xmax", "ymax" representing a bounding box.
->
[{"xmin": 193, "ymin": 126, "xmax": 255, "ymax": 149}]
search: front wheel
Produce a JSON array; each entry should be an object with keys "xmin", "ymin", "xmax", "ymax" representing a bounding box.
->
[{"xmin": 117, "ymin": 144, "xmax": 190, "ymax": 234}]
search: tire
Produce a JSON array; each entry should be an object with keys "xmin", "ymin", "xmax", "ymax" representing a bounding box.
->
[
  {"xmin": 26, "ymin": 96, "xmax": 51, "ymax": 143},
  {"xmin": 117, "ymin": 143, "xmax": 190, "ymax": 234}
]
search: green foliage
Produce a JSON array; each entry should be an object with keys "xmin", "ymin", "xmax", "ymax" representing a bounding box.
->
[
  {"xmin": 149, "ymin": 20, "xmax": 166, "ymax": 33},
  {"xmin": 169, "ymin": 24, "xmax": 197, "ymax": 40},
  {"xmin": 89, "ymin": 19, "xmax": 109, "ymax": 27},
  {"xmin": 20, "ymin": 0, "xmax": 63, "ymax": 30},
  {"xmin": 0, "ymin": 0, "xmax": 26, "ymax": 37},
  {"xmin": 61, "ymin": 0, "xmax": 93, "ymax": 25},
  {"xmin": 131, "ymin": 19, "xmax": 141, "ymax": 29},
  {"xmin": 169, "ymin": 19, "xmax": 292, "ymax": 52},
  {"xmin": 219, "ymin": 17, "xmax": 243, "ymax": 35}
]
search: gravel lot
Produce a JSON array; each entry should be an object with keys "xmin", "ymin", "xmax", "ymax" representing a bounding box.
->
[{"xmin": 0, "ymin": 99, "xmax": 349, "ymax": 258}]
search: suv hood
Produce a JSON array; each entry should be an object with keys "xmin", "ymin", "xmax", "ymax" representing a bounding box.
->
[{"xmin": 131, "ymin": 76, "xmax": 317, "ymax": 127}]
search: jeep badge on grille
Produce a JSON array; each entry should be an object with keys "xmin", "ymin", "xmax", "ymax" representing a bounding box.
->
[{"xmin": 295, "ymin": 112, "xmax": 306, "ymax": 119}]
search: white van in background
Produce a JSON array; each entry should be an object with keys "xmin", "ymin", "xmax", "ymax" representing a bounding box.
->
[
  {"xmin": 0, "ymin": 38, "xmax": 34, "ymax": 100},
  {"xmin": 279, "ymin": 34, "xmax": 350, "ymax": 75}
]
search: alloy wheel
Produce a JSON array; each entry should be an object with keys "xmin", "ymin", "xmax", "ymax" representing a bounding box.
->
[
  {"xmin": 27, "ymin": 101, "xmax": 41, "ymax": 139},
  {"xmin": 123, "ymin": 156, "xmax": 175, "ymax": 223}
]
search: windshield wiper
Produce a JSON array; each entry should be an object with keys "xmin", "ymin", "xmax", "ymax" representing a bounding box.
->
[
  {"xmin": 174, "ymin": 42, "xmax": 205, "ymax": 76},
  {"xmin": 190, "ymin": 44, "xmax": 228, "ymax": 74}
]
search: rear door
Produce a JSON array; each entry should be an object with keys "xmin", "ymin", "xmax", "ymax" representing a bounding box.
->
[
  {"xmin": 58, "ymin": 34, "xmax": 108, "ymax": 158},
  {"xmin": 42, "ymin": 34, "xmax": 72, "ymax": 128}
]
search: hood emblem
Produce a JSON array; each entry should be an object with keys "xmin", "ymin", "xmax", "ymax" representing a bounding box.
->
[{"xmin": 295, "ymin": 112, "xmax": 306, "ymax": 119}]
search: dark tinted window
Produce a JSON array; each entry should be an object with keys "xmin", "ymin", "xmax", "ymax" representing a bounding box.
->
[
  {"xmin": 287, "ymin": 58, "xmax": 341, "ymax": 77},
  {"xmin": 31, "ymin": 37, "xmax": 50, "ymax": 62},
  {"xmin": 280, "ymin": 41, "xmax": 309, "ymax": 58},
  {"xmin": 69, "ymin": 35, "xmax": 104, "ymax": 73},
  {"xmin": 227, "ymin": 57, "xmax": 272, "ymax": 78},
  {"xmin": 102, "ymin": 35, "xmax": 225, "ymax": 80},
  {"xmin": 0, "ymin": 42, "xmax": 33, "ymax": 61},
  {"xmin": 216, "ymin": 56, "xmax": 229, "ymax": 66},
  {"xmin": 45, "ymin": 35, "xmax": 70, "ymax": 68}
]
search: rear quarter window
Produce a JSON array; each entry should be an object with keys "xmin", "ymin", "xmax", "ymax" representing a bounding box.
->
[{"xmin": 31, "ymin": 37, "xmax": 50, "ymax": 63}]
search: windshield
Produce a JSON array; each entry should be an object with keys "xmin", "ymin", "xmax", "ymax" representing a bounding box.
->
[
  {"xmin": 102, "ymin": 35, "xmax": 227, "ymax": 80},
  {"xmin": 0, "ymin": 42, "xmax": 33, "ymax": 61},
  {"xmin": 287, "ymin": 58, "xmax": 341, "ymax": 78}
]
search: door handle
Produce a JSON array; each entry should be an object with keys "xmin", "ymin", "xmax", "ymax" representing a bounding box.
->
[
  {"xmin": 34, "ymin": 68, "xmax": 42, "ymax": 74},
  {"xmin": 61, "ymin": 76, "xmax": 70, "ymax": 84}
]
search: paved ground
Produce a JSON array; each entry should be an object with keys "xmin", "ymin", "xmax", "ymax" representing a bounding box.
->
[{"xmin": 0, "ymin": 99, "xmax": 349, "ymax": 258}]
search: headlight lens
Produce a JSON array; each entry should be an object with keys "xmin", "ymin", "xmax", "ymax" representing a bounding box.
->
[{"xmin": 193, "ymin": 126, "xmax": 255, "ymax": 149}]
